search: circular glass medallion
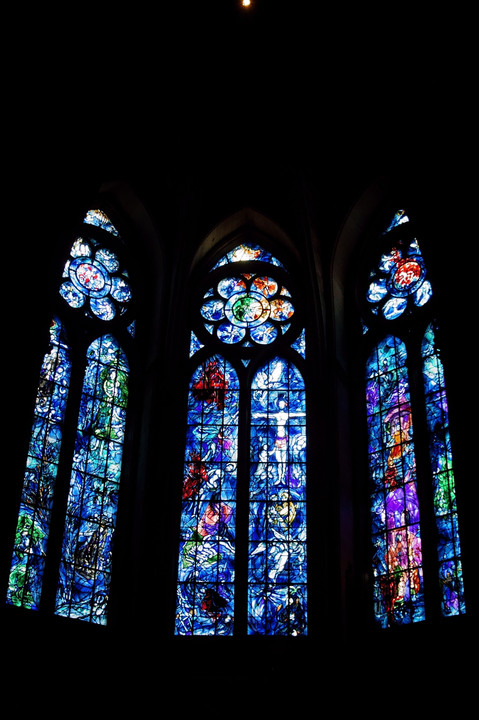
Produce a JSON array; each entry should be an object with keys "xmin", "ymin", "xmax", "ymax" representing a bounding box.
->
[
  {"xmin": 250, "ymin": 322, "xmax": 278, "ymax": 344},
  {"xmin": 269, "ymin": 298, "xmax": 294, "ymax": 321},
  {"xmin": 96, "ymin": 248, "xmax": 120, "ymax": 272},
  {"xmin": 387, "ymin": 257, "xmax": 425, "ymax": 297},
  {"xmin": 251, "ymin": 276, "xmax": 278, "ymax": 297},
  {"xmin": 70, "ymin": 258, "xmax": 110, "ymax": 298},
  {"xmin": 90, "ymin": 296, "xmax": 116, "ymax": 320},
  {"xmin": 217, "ymin": 323, "xmax": 246, "ymax": 344},
  {"xmin": 383, "ymin": 296, "xmax": 408, "ymax": 320},
  {"xmin": 201, "ymin": 299, "xmax": 225, "ymax": 321},
  {"xmin": 217, "ymin": 276, "xmax": 247, "ymax": 298},
  {"xmin": 225, "ymin": 292, "xmax": 270, "ymax": 327},
  {"xmin": 59, "ymin": 281, "xmax": 85, "ymax": 308}
]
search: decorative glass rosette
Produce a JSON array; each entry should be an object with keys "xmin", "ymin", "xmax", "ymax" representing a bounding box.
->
[
  {"xmin": 201, "ymin": 273, "xmax": 294, "ymax": 345},
  {"xmin": 59, "ymin": 236, "xmax": 132, "ymax": 321},
  {"xmin": 366, "ymin": 237, "xmax": 433, "ymax": 321}
]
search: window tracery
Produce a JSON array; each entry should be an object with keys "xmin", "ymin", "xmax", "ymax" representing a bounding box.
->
[
  {"xmin": 362, "ymin": 209, "xmax": 466, "ymax": 627},
  {"xmin": 175, "ymin": 239, "xmax": 308, "ymax": 635},
  {"xmin": 6, "ymin": 209, "xmax": 132, "ymax": 625}
]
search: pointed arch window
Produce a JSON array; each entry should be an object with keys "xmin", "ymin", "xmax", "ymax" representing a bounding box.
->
[
  {"xmin": 176, "ymin": 240, "xmax": 308, "ymax": 636},
  {"xmin": 6, "ymin": 209, "xmax": 134, "ymax": 624},
  {"xmin": 361, "ymin": 209, "xmax": 466, "ymax": 628}
]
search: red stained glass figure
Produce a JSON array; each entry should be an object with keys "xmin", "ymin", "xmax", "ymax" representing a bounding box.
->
[
  {"xmin": 183, "ymin": 452, "xmax": 208, "ymax": 500},
  {"xmin": 191, "ymin": 359, "xmax": 229, "ymax": 409}
]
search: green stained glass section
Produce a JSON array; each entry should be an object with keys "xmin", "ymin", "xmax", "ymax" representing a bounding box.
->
[
  {"xmin": 422, "ymin": 324, "xmax": 466, "ymax": 616},
  {"xmin": 6, "ymin": 318, "xmax": 71, "ymax": 610},
  {"xmin": 55, "ymin": 335, "xmax": 129, "ymax": 624}
]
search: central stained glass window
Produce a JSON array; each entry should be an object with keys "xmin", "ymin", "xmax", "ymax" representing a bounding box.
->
[{"xmin": 175, "ymin": 241, "xmax": 308, "ymax": 635}]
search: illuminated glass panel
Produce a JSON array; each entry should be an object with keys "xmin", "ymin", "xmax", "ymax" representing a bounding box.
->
[
  {"xmin": 366, "ymin": 236, "xmax": 432, "ymax": 320},
  {"xmin": 366, "ymin": 336, "xmax": 425, "ymax": 628},
  {"xmin": 83, "ymin": 208, "xmax": 120, "ymax": 236},
  {"xmin": 249, "ymin": 357, "xmax": 307, "ymax": 635},
  {"xmin": 175, "ymin": 356, "xmax": 239, "ymax": 635},
  {"xmin": 55, "ymin": 335, "xmax": 129, "ymax": 624},
  {"xmin": 59, "ymin": 235, "xmax": 131, "ymax": 321},
  {"xmin": 6, "ymin": 318, "xmax": 71, "ymax": 610},
  {"xmin": 201, "ymin": 273, "xmax": 294, "ymax": 347},
  {"xmin": 212, "ymin": 242, "xmax": 284, "ymax": 269},
  {"xmin": 422, "ymin": 324, "xmax": 466, "ymax": 616},
  {"xmin": 383, "ymin": 208, "xmax": 410, "ymax": 234}
]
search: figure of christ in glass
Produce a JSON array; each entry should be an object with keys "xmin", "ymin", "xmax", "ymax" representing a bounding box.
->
[
  {"xmin": 175, "ymin": 356, "xmax": 239, "ymax": 635},
  {"xmin": 55, "ymin": 335, "xmax": 129, "ymax": 624},
  {"xmin": 6, "ymin": 318, "xmax": 71, "ymax": 610},
  {"xmin": 366, "ymin": 336, "xmax": 425, "ymax": 627},
  {"xmin": 422, "ymin": 324, "xmax": 466, "ymax": 616},
  {"xmin": 249, "ymin": 357, "xmax": 307, "ymax": 635}
]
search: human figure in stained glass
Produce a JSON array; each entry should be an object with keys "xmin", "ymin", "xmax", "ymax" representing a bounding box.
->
[{"xmin": 252, "ymin": 395, "xmax": 305, "ymax": 484}]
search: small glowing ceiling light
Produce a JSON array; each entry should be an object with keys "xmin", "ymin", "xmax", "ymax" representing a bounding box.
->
[{"xmin": 242, "ymin": 0, "xmax": 252, "ymax": 7}]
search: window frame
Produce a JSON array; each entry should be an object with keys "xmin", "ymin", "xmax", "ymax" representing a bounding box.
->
[
  {"xmin": 4, "ymin": 208, "xmax": 138, "ymax": 625},
  {"xmin": 174, "ymin": 231, "xmax": 312, "ymax": 637},
  {"xmin": 355, "ymin": 207, "xmax": 467, "ymax": 628}
]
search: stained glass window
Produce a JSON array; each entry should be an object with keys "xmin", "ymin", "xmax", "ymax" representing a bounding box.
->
[
  {"xmin": 249, "ymin": 357, "xmax": 307, "ymax": 635},
  {"xmin": 59, "ymin": 233, "xmax": 132, "ymax": 321},
  {"xmin": 422, "ymin": 323, "xmax": 466, "ymax": 616},
  {"xmin": 366, "ymin": 220, "xmax": 433, "ymax": 321},
  {"xmin": 6, "ymin": 318, "xmax": 72, "ymax": 610},
  {"xmin": 366, "ymin": 336, "xmax": 424, "ymax": 627},
  {"xmin": 176, "ymin": 241, "xmax": 308, "ymax": 636},
  {"xmin": 200, "ymin": 271, "xmax": 294, "ymax": 346},
  {"xmin": 7, "ymin": 209, "xmax": 132, "ymax": 624},
  {"xmin": 55, "ymin": 335, "xmax": 129, "ymax": 624},
  {"xmin": 176, "ymin": 356, "xmax": 239, "ymax": 635},
  {"xmin": 362, "ymin": 209, "xmax": 466, "ymax": 627}
]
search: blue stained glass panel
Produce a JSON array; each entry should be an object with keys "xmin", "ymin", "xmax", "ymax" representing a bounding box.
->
[
  {"xmin": 383, "ymin": 209, "xmax": 410, "ymax": 234},
  {"xmin": 83, "ymin": 209, "xmax": 120, "ymax": 236},
  {"xmin": 7, "ymin": 318, "xmax": 71, "ymax": 610},
  {"xmin": 55, "ymin": 335, "xmax": 129, "ymax": 624},
  {"xmin": 175, "ymin": 356, "xmax": 239, "ymax": 635},
  {"xmin": 422, "ymin": 324, "xmax": 466, "ymax": 616},
  {"xmin": 249, "ymin": 357, "xmax": 307, "ymax": 635},
  {"xmin": 212, "ymin": 243, "xmax": 284, "ymax": 269},
  {"xmin": 366, "ymin": 336, "xmax": 425, "ymax": 628}
]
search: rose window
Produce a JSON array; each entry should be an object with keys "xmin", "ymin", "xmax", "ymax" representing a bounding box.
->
[
  {"xmin": 201, "ymin": 274, "xmax": 294, "ymax": 345},
  {"xmin": 366, "ymin": 237, "xmax": 432, "ymax": 320},
  {"xmin": 59, "ymin": 237, "xmax": 131, "ymax": 321}
]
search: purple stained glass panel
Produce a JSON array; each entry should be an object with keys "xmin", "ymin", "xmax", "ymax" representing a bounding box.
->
[{"xmin": 366, "ymin": 336, "xmax": 425, "ymax": 627}]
